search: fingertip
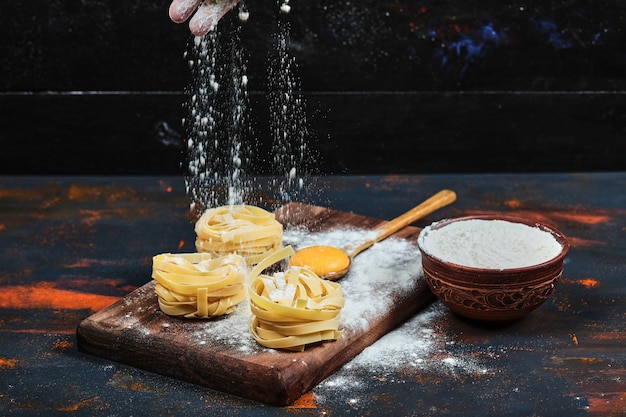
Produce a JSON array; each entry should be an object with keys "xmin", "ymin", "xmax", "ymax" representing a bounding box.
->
[
  {"xmin": 169, "ymin": 0, "xmax": 200, "ymax": 24},
  {"xmin": 184, "ymin": 0, "xmax": 240, "ymax": 36},
  {"xmin": 189, "ymin": 18, "xmax": 214, "ymax": 37},
  {"xmin": 189, "ymin": 4, "xmax": 220, "ymax": 36}
]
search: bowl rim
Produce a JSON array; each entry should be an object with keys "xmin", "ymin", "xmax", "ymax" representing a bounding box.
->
[{"xmin": 417, "ymin": 214, "xmax": 570, "ymax": 273}]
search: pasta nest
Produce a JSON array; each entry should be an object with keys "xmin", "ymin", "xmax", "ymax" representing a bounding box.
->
[
  {"xmin": 152, "ymin": 252, "xmax": 247, "ymax": 319},
  {"xmin": 195, "ymin": 205, "xmax": 283, "ymax": 265},
  {"xmin": 248, "ymin": 247, "xmax": 345, "ymax": 351}
]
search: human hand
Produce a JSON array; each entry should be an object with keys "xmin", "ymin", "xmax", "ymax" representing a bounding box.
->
[{"xmin": 169, "ymin": 0, "xmax": 241, "ymax": 36}]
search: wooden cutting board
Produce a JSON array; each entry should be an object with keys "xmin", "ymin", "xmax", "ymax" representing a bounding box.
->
[{"xmin": 76, "ymin": 202, "xmax": 435, "ymax": 406}]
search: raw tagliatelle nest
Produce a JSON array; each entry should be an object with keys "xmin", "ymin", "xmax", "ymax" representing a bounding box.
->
[
  {"xmin": 248, "ymin": 247, "xmax": 345, "ymax": 352},
  {"xmin": 194, "ymin": 205, "xmax": 283, "ymax": 265},
  {"xmin": 152, "ymin": 252, "xmax": 247, "ymax": 319}
]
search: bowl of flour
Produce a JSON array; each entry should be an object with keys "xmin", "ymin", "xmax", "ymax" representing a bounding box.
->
[{"xmin": 417, "ymin": 215, "xmax": 569, "ymax": 322}]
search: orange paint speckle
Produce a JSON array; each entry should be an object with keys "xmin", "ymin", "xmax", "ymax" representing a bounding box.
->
[
  {"xmin": 570, "ymin": 333, "xmax": 579, "ymax": 345},
  {"xmin": 472, "ymin": 208, "xmax": 611, "ymax": 229},
  {"xmin": 68, "ymin": 184, "xmax": 101, "ymax": 200},
  {"xmin": 108, "ymin": 371, "xmax": 154, "ymax": 393},
  {"xmin": 0, "ymin": 357, "xmax": 18, "ymax": 369},
  {"xmin": 552, "ymin": 212, "xmax": 610, "ymax": 225},
  {"xmin": 57, "ymin": 396, "xmax": 101, "ymax": 412},
  {"xmin": 67, "ymin": 184, "xmax": 137, "ymax": 203},
  {"xmin": 178, "ymin": 240, "xmax": 185, "ymax": 250},
  {"xmin": 561, "ymin": 357, "xmax": 604, "ymax": 365},
  {"xmin": 586, "ymin": 392, "xmax": 626, "ymax": 415},
  {"xmin": 118, "ymin": 381, "xmax": 152, "ymax": 393},
  {"xmin": 0, "ymin": 282, "xmax": 119, "ymax": 313},
  {"xmin": 64, "ymin": 259, "xmax": 126, "ymax": 268},
  {"xmin": 577, "ymin": 278, "xmax": 600, "ymax": 289},
  {"xmin": 288, "ymin": 392, "xmax": 318, "ymax": 409},
  {"xmin": 53, "ymin": 339, "xmax": 73, "ymax": 352},
  {"xmin": 504, "ymin": 199, "xmax": 522, "ymax": 209},
  {"xmin": 591, "ymin": 332, "xmax": 626, "ymax": 342},
  {"xmin": 80, "ymin": 209, "xmax": 103, "ymax": 226}
]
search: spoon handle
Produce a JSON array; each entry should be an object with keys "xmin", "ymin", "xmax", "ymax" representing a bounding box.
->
[{"xmin": 348, "ymin": 189, "xmax": 457, "ymax": 258}]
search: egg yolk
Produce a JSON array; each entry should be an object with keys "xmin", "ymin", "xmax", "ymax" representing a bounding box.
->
[{"xmin": 289, "ymin": 246, "xmax": 350, "ymax": 277}]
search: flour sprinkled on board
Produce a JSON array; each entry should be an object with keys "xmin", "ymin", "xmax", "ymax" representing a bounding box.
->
[
  {"xmin": 127, "ymin": 227, "xmax": 426, "ymax": 354},
  {"xmin": 187, "ymin": 300, "xmax": 259, "ymax": 353},
  {"xmin": 283, "ymin": 227, "xmax": 422, "ymax": 331},
  {"xmin": 340, "ymin": 237, "xmax": 422, "ymax": 330},
  {"xmin": 283, "ymin": 226, "xmax": 378, "ymax": 251},
  {"xmin": 180, "ymin": 226, "xmax": 425, "ymax": 351}
]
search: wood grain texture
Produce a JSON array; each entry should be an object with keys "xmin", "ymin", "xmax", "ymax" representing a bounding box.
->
[{"xmin": 76, "ymin": 202, "xmax": 434, "ymax": 406}]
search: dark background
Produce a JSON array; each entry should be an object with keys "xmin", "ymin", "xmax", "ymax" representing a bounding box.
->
[{"xmin": 1, "ymin": 0, "xmax": 626, "ymax": 175}]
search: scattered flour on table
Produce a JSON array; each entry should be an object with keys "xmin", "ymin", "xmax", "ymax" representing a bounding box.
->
[{"xmin": 314, "ymin": 301, "xmax": 492, "ymax": 404}]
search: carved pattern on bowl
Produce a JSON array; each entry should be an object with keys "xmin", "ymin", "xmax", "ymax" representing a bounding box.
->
[{"xmin": 424, "ymin": 270, "xmax": 562, "ymax": 317}]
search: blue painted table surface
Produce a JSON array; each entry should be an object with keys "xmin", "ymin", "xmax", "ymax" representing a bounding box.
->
[{"xmin": 0, "ymin": 173, "xmax": 624, "ymax": 416}]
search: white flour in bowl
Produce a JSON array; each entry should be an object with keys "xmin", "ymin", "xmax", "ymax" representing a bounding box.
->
[{"xmin": 418, "ymin": 218, "xmax": 563, "ymax": 269}]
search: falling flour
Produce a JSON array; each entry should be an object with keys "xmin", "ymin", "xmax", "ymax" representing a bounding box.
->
[
  {"xmin": 266, "ymin": 14, "xmax": 316, "ymax": 204},
  {"xmin": 183, "ymin": 25, "xmax": 251, "ymax": 215},
  {"xmin": 184, "ymin": 2, "xmax": 314, "ymax": 217},
  {"xmin": 280, "ymin": 0, "xmax": 291, "ymax": 14},
  {"xmin": 419, "ymin": 218, "xmax": 564, "ymax": 269}
]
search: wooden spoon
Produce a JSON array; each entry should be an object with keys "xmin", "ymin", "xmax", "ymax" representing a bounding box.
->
[{"xmin": 288, "ymin": 189, "xmax": 457, "ymax": 280}]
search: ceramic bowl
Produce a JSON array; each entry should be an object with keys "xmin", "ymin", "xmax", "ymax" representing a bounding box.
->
[{"xmin": 417, "ymin": 215, "xmax": 569, "ymax": 322}]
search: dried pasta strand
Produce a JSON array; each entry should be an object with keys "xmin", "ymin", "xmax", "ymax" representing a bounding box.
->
[
  {"xmin": 248, "ymin": 247, "xmax": 345, "ymax": 351},
  {"xmin": 256, "ymin": 315, "xmax": 342, "ymax": 336},
  {"xmin": 195, "ymin": 205, "xmax": 283, "ymax": 265},
  {"xmin": 152, "ymin": 252, "xmax": 247, "ymax": 319},
  {"xmin": 249, "ymin": 316, "xmax": 343, "ymax": 352}
]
